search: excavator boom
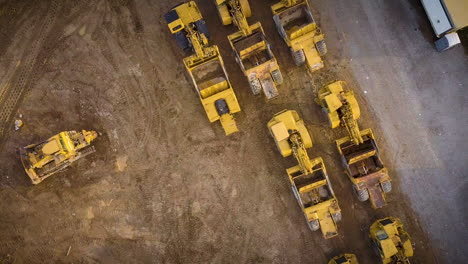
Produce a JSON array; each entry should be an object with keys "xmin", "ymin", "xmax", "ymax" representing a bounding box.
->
[
  {"xmin": 228, "ymin": 0, "xmax": 252, "ymax": 36},
  {"xmin": 186, "ymin": 25, "xmax": 208, "ymax": 60},
  {"xmin": 340, "ymin": 102, "xmax": 364, "ymax": 144},
  {"xmin": 289, "ymin": 132, "xmax": 314, "ymax": 175}
]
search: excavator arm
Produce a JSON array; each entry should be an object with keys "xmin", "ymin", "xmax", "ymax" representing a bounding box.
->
[
  {"xmin": 226, "ymin": 0, "xmax": 252, "ymax": 36},
  {"xmin": 186, "ymin": 25, "xmax": 209, "ymax": 59},
  {"xmin": 289, "ymin": 131, "xmax": 314, "ymax": 175},
  {"xmin": 340, "ymin": 101, "xmax": 364, "ymax": 144}
]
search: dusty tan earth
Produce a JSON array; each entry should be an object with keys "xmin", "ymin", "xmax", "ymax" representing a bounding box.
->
[{"xmin": 0, "ymin": 0, "xmax": 466, "ymax": 263}]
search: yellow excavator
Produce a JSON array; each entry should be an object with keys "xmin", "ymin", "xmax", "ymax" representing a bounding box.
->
[
  {"xmin": 166, "ymin": 2, "xmax": 241, "ymax": 135},
  {"xmin": 268, "ymin": 110, "xmax": 341, "ymax": 239},
  {"xmin": 317, "ymin": 81, "xmax": 392, "ymax": 208},
  {"xmin": 271, "ymin": 0, "xmax": 326, "ymax": 71},
  {"xmin": 316, "ymin": 81, "xmax": 362, "ymax": 144},
  {"xmin": 328, "ymin": 254, "xmax": 359, "ymax": 264},
  {"xmin": 370, "ymin": 217, "xmax": 414, "ymax": 264},
  {"xmin": 20, "ymin": 130, "xmax": 98, "ymax": 184},
  {"xmin": 215, "ymin": 0, "xmax": 283, "ymax": 99}
]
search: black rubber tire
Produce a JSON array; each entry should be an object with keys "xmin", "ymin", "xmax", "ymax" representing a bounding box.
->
[
  {"xmin": 340, "ymin": 154, "xmax": 348, "ymax": 169},
  {"xmin": 271, "ymin": 69, "xmax": 283, "ymax": 85},
  {"xmin": 249, "ymin": 78, "xmax": 261, "ymax": 96},
  {"xmin": 274, "ymin": 15, "xmax": 286, "ymax": 39},
  {"xmin": 332, "ymin": 211, "xmax": 342, "ymax": 222},
  {"xmin": 354, "ymin": 185, "xmax": 369, "ymax": 202},
  {"xmin": 291, "ymin": 49, "xmax": 306, "ymax": 66},
  {"xmin": 381, "ymin": 181, "xmax": 392, "ymax": 193},
  {"xmin": 308, "ymin": 220, "xmax": 320, "ymax": 231},
  {"xmin": 316, "ymin": 40, "xmax": 327, "ymax": 56},
  {"xmin": 322, "ymin": 107, "xmax": 333, "ymax": 128}
]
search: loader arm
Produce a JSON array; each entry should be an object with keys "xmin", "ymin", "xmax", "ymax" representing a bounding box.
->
[
  {"xmin": 340, "ymin": 102, "xmax": 363, "ymax": 144},
  {"xmin": 289, "ymin": 132, "xmax": 314, "ymax": 175},
  {"xmin": 186, "ymin": 25, "xmax": 209, "ymax": 59},
  {"xmin": 227, "ymin": 0, "xmax": 252, "ymax": 36}
]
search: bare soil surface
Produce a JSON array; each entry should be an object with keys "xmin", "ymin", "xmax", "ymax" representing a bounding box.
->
[{"xmin": 0, "ymin": 0, "xmax": 466, "ymax": 263}]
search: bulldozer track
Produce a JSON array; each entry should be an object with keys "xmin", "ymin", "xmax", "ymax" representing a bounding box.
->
[{"xmin": 0, "ymin": 0, "xmax": 61, "ymax": 145}]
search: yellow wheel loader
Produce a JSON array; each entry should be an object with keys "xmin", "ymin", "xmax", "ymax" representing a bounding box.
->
[
  {"xmin": 328, "ymin": 254, "xmax": 359, "ymax": 264},
  {"xmin": 370, "ymin": 217, "xmax": 414, "ymax": 264},
  {"xmin": 268, "ymin": 110, "xmax": 341, "ymax": 239},
  {"xmin": 166, "ymin": 2, "xmax": 241, "ymax": 135},
  {"xmin": 336, "ymin": 128, "xmax": 391, "ymax": 209},
  {"xmin": 271, "ymin": 0, "xmax": 326, "ymax": 72},
  {"xmin": 19, "ymin": 130, "xmax": 98, "ymax": 184},
  {"xmin": 216, "ymin": 0, "xmax": 283, "ymax": 99},
  {"xmin": 316, "ymin": 81, "xmax": 363, "ymax": 144}
]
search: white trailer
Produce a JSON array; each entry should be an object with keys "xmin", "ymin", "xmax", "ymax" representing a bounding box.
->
[{"xmin": 420, "ymin": 0, "xmax": 468, "ymax": 51}]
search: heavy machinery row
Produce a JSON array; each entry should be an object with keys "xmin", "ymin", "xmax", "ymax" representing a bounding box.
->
[{"xmin": 16, "ymin": 1, "xmax": 414, "ymax": 263}]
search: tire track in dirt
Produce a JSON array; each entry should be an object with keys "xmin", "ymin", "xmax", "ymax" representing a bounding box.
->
[
  {"xmin": 102, "ymin": 0, "xmax": 159, "ymax": 151},
  {"xmin": 0, "ymin": 0, "xmax": 61, "ymax": 145}
]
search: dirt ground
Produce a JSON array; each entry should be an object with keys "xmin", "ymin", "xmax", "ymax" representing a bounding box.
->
[{"xmin": 0, "ymin": 0, "xmax": 466, "ymax": 263}]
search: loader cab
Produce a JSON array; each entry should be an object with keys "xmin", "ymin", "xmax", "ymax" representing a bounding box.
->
[{"xmin": 165, "ymin": 2, "xmax": 210, "ymax": 52}]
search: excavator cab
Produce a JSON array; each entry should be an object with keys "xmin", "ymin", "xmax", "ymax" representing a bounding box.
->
[
  {"xmin": 316, "ymin": 81, "xmax": 362, "ymax": 143},
  {"xmin": 370, "ymin": 217, "xmax": 414, "ymax": 264},
  {"xmin": 268, "ymin": 109, "xmax": 312, "ymax": 157},
  {"xmin": 165, "ymin": 2, "xmax": 209, "ymax": 51},
  {"xmin": 328, "ymin": 254, "xmax": 359, "ymax": 264}
]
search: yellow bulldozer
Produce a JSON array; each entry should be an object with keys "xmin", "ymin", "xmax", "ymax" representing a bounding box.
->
[
  {"xmin": 271, "ymin": 0, "xmax": 326, "ymax": 71},
  {"xmin": 215, "ymin": 0, "xmax": 283, "ymax": 99},
  {"xmin": 19, "ymin": 130, "xmax": 98, "ymax": 184},
  {"xmin": 166, "ymin": 1, "xmax": 241, "ymax": 135},
  {"xmin": 328, "ymin": 254, "xmax": 359, "ymax": 264},
  {"xmin": 268, "ymin": 110, "xmax": 341, "ymax": 239},
  {"xmin": 370, "ymin": 217, "xmax": 414, "ymax": 264}
]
